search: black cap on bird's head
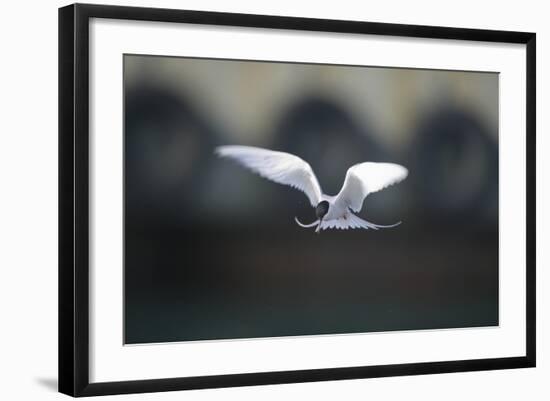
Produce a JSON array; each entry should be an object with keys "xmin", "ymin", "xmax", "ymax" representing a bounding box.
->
[{"xmin": 315, "ymin": 200, "xmax": 330, "ymax": 220}]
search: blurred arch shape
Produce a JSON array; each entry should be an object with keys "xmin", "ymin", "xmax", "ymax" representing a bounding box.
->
[
  {"xmin": 410, "ymin": 107, "xmax": 498, "ymax": 226},
  {"xmin": 272, "ymin": 95, "xmax": 402, "ymax": 220},
  {"xmin": 125, "ymin": 84, "xmax": 220, "ymax": 226}
]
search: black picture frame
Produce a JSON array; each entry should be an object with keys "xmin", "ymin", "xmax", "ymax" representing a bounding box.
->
[{"xmin": 59, "ymin": 3, "xmax": 536, "ymax": 397}]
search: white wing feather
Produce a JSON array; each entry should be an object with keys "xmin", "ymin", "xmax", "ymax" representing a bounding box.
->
[
  {"xmin": 215, "ymin": 145, "xmax": 322, "ymax": 206},
  {"xmin": 334, "ymin": 162, "xmax": 408, "ymax": 213}
]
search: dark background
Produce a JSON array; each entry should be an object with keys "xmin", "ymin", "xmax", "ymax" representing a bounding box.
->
[{"xmin": 124, "ymin": 55, "xmax": 498, "ymax": 344}]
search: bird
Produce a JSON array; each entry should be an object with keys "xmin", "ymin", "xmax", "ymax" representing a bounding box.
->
[{"xmin": 215, "ymin": 145, "xmax": 408, "ymax": 233}]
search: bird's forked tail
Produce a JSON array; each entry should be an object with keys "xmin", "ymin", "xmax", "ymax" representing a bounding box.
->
[{"xmin": 294, "ymin": 213, "xmax": 401, "ymax": 231}]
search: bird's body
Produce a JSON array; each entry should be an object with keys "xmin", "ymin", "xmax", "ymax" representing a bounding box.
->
[
  {"xmin": 315, "ymin": 195, "xmax": 350, "ymax": 224},
  {"xmin": 215, "ymin": 145, "xmax": 408, "ymax": 232}
]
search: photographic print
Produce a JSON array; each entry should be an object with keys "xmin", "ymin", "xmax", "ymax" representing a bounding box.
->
[
  {"xmin": 123, "ymin": 54, "xmax": 499, "ymax": 344},
  {"xmin": 59, "ymin": 5, "xmax": 536, "ymax": 395}
]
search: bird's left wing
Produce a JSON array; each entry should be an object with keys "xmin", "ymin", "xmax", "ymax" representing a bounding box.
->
[
  {"xmin": 215, "ymin": 145, "xmax": 323, "ymax": 206},
  {"xmin": 334, "ymin": 162, "xmax": 408, "ymax": 213}
]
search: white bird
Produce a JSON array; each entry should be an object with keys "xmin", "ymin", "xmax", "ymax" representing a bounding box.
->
[{"xmin": 215, "ymin": 145, "xmax": 408, "ymax": 233}]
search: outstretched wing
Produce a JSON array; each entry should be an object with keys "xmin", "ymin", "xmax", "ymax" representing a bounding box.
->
[
  {"xmin": 334, "ymin": 162, "xmax": 408, "ymax": 213},
  {"xmin": 215, "ymin": 145, "xmax": 322, "ymax": 206}
]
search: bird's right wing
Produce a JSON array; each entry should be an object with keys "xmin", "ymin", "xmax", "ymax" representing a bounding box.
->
[
  {"xmin": 334, "ymin": 162, "xmax": 408, "ymax": 213},
  {"xmin": 215, "ymin": 145, "xmax": 323, "ymax": 206}
]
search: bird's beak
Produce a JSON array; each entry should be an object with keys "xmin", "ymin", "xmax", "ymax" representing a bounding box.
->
[{"xmin": 315, "ymin": 219, "xmax": 322, "ymax": 233}]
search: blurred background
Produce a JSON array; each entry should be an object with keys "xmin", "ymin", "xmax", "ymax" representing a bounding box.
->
[{"xmin": 124, "ymin": 54, "xmax": 498, "ymax": 344}]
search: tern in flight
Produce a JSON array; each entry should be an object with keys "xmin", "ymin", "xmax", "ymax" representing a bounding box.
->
[{"xmin": 216, "ymin": 145, "xmax": 408, "ymax": 233}]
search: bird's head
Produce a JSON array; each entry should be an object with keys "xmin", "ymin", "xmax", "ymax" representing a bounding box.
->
[{"xmin": 315, "ymin": 200, "xmax": 330, "ymax": 220}]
